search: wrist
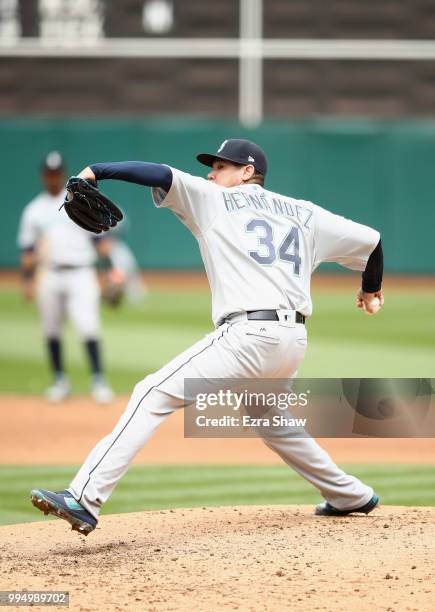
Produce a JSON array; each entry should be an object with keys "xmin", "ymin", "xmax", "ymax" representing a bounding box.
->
[
  {"xmin": 361, "ymin": 281, "xmax": 382, "ymax": 293},
  {"xmin": 78, "ymin": 166, "xmax": 96, "ymax": 181}
]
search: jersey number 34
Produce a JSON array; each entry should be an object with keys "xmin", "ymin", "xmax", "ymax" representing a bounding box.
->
[{"xmin": 246, "ymin": 219, "xmax": 301, "ymax": 276}]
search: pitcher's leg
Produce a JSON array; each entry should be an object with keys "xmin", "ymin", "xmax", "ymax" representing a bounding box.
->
[
  {"xmin": 69, "ymin": 380, "xmax": 179, "ymax": 517},
  {"xmin": 68, "ymin": 325, "xmax": 232, "ymax": 518},
  {"xmin": 263, "ymin": 435, "xmax": 373, "ymax": 510}
]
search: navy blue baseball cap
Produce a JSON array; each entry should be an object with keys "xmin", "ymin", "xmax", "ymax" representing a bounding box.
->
[{"xmin": 197, "ymin": 139, "xmax": 268, "ymax": 176}]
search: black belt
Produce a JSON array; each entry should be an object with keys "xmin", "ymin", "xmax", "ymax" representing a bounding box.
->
[
  {"xmin": 51, "ymin": 265, "xmax": 90, "ymax": 271},
  {"xmin": 247, "ymin": 310, "xmax": 305, "ymax": 324}
]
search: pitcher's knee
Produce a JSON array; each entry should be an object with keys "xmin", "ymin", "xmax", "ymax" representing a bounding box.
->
[
  {"xmin": 130, "ymin": 375, "xmax": 180, "ymax": 417},
  {"xmin": 132, "ymin": 375, "xmax": 154, "ymax": 398},
  {"xmin": 131, "ymin": 375, "xmax": 164, "ymax": 408}
]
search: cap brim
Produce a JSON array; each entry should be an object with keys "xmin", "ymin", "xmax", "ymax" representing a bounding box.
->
[
  {"xmin": 196, "ymin": 153, "xmax": 246, "ymax": 168},
  {"xmin": 196, "ymin": 153, "xmax": 220, "ymax": 168}
]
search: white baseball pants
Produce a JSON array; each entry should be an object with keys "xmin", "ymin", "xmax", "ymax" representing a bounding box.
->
[
  {"xmin": 69, "ymin": 318, "xmax": 373, "ymax": 518},
  {"xmin": 37, "ymin": 267, "xmax": 100, "ymax": 339}
]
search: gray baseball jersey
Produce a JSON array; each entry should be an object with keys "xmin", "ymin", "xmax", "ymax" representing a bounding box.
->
[
  {"xmin": 153, "ymin": 168, "xmax": 380, "ymax": 325},
  {"xmin": 17, "ymin": 190, "xmax": 97, "ymax": 267}
]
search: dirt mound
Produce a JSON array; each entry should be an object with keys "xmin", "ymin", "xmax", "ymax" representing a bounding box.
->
[{"xmin": 1, "ymin": 505, "xmax": 434, "ymax": 611}]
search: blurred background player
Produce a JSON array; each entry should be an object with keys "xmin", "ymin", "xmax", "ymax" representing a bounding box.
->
[
  {"xmin": 97, "ymin": 219, "xmax": 147, "ymax": 307},
  {"xmin": 17, "ymin": 151, "xmax": 114, "ymax": 404}
]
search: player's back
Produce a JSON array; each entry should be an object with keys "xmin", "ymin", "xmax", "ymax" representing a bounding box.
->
[{"xmin": 201, "ymin": 183, "xmax": 316, "ymax": 325}]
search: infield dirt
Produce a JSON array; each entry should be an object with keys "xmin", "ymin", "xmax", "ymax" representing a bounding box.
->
[
  {"xmin": 2, "ymin": 393, "xmax": 434, "ymax": 611},
  {"xmin": 1, "ymin": 396, "xmax": 435, "ymax": 465},
  {"xmin": 1, "ymin": 505, "xmax": 434, "ymax": 611}
]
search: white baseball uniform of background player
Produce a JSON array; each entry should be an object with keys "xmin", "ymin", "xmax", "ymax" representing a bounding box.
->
[
  {"xmin": 17, "ymin": 152, "xmax": 113, "ymax": 403},
  {"xmin": 56, "ymin": 139, "xmax": 383, "ymax": 522}
]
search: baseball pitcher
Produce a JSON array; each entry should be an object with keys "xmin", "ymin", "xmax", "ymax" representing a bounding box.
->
[{"xmin": 31, "ymin": 139, "xmax": 384, "ymax": 535}]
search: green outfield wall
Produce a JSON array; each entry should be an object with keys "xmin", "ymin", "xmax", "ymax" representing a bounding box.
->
[{"xmin": 2, "ymin": 118, "xmax": 435, "ymax": 272}]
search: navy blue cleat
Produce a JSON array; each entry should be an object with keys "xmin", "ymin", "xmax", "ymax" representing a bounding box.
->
[
  {"xmin": 30, "ymin": 488, "xmax": 97, "ymax": 536},
  {"xmin": 315, "ymin": 494, "xmax": 380, "ymax": 517}
]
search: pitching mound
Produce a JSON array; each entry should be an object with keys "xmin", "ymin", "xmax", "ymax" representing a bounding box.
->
[{"xmin": 1, "ymin": 506, "xmax": 434, "ymax": 611}]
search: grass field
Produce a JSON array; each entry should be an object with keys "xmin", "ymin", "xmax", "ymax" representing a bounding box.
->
[
  {"xmin": 0, "ymin": 283, "xmax": 434, "ymax": 394},
  {"xmin": 1, "ymin": 282, "xmax": 434, "ymax": 527},
  {"xmin": 1, "ymin": 463, "xmax": 435, "ymax": 526}
]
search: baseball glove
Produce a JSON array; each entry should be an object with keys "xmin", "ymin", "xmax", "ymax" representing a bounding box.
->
[
  {"xmin": 62, "ymin": 176, "xmax": 124, "ymax": 234},
  {"xmin": 102, "ymin": 268, "xmax": 126, "ymax": 307}
]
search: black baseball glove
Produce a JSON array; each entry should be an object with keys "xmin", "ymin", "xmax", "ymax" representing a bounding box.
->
[{"xmin": 62, "ymin": 176, "xmax": 124, "ymax": 234}]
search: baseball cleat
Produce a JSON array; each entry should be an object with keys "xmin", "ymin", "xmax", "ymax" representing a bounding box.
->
[
  {"xmin": 91, "ymin": 378, "xmax": 114, "ymax": 404},
  {"xmin": 44, "ymin": 378, "xmax": 71, "ymax": 402},
  {"xmin": 314, "ymin": 493, "xmax": 379, "ymax": 517},
  {"xmin": 30, "ymin": 488, "xmax": 97, "ymax": 536}
]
